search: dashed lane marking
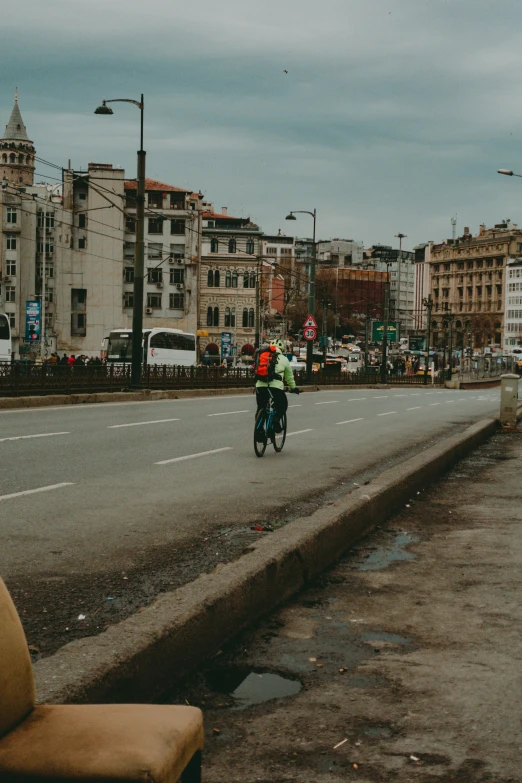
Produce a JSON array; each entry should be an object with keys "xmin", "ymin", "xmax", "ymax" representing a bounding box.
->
[
  {"xmin": 336, "ymin": 418, "xmax": 364, "ymax": 425},
  {"xmin": 0, "ymin": 483, "xmax": 75, "ymax": 502},
  {"xmin": 0, "ymin": 431, "xmax": 70, "ymax": 443},
  {"xmin": 377, "ymin": 411, "xmax": 398, "ymax": 416},
  {"xmin": 207, "ymin": 410, "xmax": 250, "ymax": 417},
  {"xmin": 315, "ymin": 401, "xmax": 339, "ymax": 405},
  {"xmin": 107, "ymin": 418, "xmax": 180, "ymax": 429},
  {"xmin": 407, "ymin": 406, "xmax": 421, "ymax": 410},
  {"xmin": 287, "ymin": 429, "xmax": 314, "ymax": 436},
  {"xmin": 155, "ymin": 447, "xmax": 233, "ymax": 465}
]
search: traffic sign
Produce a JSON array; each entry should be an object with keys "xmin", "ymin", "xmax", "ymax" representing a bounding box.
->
[
  {"xmin": 303, "ymin": 314, "xmax": 318, "ymax": 329},
  {"xmin": 303, "ymin": 327, "xmax": 317, "ymax": 341}
]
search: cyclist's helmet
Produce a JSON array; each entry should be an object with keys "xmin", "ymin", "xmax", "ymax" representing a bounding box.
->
[{"xmin": 271, "ymin": 339, "xmax": 286, "ymax": 352}]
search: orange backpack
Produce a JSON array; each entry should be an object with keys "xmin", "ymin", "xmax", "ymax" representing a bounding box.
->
[{"xmin": 254, "ymin": 346, "xmax": 281, "ymax": 382}]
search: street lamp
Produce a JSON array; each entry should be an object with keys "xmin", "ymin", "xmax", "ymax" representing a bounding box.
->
[
  {"xmin": 95, "ymin": 95, "xmax": 145, "ymax": 389},
  {"xmin": 285, "ymin": 209, "xmax": 317, "ymax": 382},
  {"xmin": 497, "ymin": 169, "xmax": 522, "ymax": 177}
]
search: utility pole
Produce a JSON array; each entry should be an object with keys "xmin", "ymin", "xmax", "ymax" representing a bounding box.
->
[
  {"xmin": 364, "ymin": 306, "xmax": 370, "ymax": 372},
  {"xmin": 381, "ymin": 272, "xmax": 390, "ymax": 384},
  {"xmin": 423, "ymin": 294, "xmax": 433, "ymax": 385},
  {"xmin": 322, "ymin": 298, "xmax": 328, "ymax": 368},
  {"xmin": 255, "ymin": 253, "xmax": 261, "ymax": 349},
  {"xmin": 447, "ymin": 312, "xmax": 454, "ymax": 381},
  {"xmin": 285, "ymin": 209, "xmax": 316, "ymax": 382},
  {"xmin": 40, "ymin": 208, "xmax": 46, "ymax": 362}
]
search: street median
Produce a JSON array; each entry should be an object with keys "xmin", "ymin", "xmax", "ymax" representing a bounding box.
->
[{"xmin": 33, "ymin": 417, "xmax": 498, "ymax": 705}]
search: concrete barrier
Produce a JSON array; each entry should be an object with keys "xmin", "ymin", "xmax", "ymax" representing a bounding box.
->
[{"xmin": 34, "ymin": 416, "xmax": 498, "ymax": 706}]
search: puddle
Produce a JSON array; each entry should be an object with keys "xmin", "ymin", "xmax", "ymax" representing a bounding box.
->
[
  {"xmin": 358, "ymin": 533, "xmax": 416, "ymax": 570},
  {"xmin": 205, "ymin": 668, "xmax": 302, "ymax": 709}
]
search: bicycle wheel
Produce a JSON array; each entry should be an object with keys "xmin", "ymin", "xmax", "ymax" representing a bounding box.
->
[
  {"xmin": 272, "ymin": 412, "xmax": 287, "ymax": 452},
  {"xmin": 254, "ymin": 409, "xmax": 268, "ymax": 457}
]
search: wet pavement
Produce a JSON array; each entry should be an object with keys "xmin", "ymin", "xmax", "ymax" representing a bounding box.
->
[{"xmin": 169, "ymin": 432, "xmax": 522, "ymax": 782}]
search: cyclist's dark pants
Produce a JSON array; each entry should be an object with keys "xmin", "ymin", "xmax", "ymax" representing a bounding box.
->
[{"xmin": 256, "ymin": 387, "xmax": 288, "ymax": 418}]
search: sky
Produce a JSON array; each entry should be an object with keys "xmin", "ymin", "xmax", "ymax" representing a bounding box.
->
[{"xmin": 2, "ymin": 0, "xmax": 522, "ymax": 249}]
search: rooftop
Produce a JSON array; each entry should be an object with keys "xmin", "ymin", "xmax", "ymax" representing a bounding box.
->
[{"xmin": 124, "ymin": 178, "xmax": 191, "ymax": 193}]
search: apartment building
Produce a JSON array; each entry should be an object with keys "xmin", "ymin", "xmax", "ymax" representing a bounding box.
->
[
  {"xmin": 503, "ymin": 256, "xmax": 522, "ymax": 352},
  {"xmin": 429, "ymin": 221, "xmax": 522, "ymax": 349},
  {"xmin": 261, "ymin": 234, "xmax": 295, "ymax": 324},
  {"xmin": 365, "ymin": 245, "xmax": 416, "ymax": 333},
  {"xmin": 199, "ymin": 206, "xmax": 262, "ymax": 359},
  {"xmin": 317, "ymin": 238, "xmax": 364, "ymax": 267}
]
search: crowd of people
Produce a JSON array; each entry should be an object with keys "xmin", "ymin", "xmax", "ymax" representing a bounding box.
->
[{"xmin": 44, "ymin": 353, "xmax": 104, "ymax": 367}]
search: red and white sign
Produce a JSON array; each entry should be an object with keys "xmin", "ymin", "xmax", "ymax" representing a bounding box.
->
[
  {"xmin": 303, "ymin": 327, "xmax": 317, "ymax": 341},
  {"xmin": 303, "ymin": 314, "xmax": 318, "ymax": 329}
]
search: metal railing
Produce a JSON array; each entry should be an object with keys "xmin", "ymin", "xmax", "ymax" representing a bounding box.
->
[{"xmin": 0, "ymin": 362, "xmax": 445, "ymax": 397}]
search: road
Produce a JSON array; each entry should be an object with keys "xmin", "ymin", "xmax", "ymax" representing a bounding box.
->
[{"xmin": 0, "ymin": 386, "xmax": 501, "ymax": 654}]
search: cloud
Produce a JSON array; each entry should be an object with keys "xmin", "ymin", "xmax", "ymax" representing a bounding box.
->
[{"xmin": 3, "ymin": 0, "xmax": 522, "ymax": 245}]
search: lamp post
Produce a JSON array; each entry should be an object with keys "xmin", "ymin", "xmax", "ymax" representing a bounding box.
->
[
  {"xmin": 285, "ymin": 209, "xmax": 316, "ymax": 382},
  {"xmin": 497, "ymin": 169, "xmax": 522, "ymax": 178},
  {"xmin": 422, "ymin": 295, "xmax": 433, "ymax": 385},
  {"xmin": 95, "ymin": 95, "xmax": 145, "ymax": 389}
]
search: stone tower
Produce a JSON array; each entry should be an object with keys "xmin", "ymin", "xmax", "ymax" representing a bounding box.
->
[{"xmin": 0, "ymin": 90, "xmax": 35, "ymax": 186}]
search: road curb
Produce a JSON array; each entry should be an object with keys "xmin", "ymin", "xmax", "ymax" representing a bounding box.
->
[{"xmin": 33, "ymin": 416, "xmax": 498, "ymax": 705}]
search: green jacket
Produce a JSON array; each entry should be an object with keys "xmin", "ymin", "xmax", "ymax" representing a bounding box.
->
[{"xmin": 256, "ymin": 349, "xmax": 297, "ymax": 391}]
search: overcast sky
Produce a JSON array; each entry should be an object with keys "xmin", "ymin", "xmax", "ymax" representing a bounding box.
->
[{"xmin": 2, "ymin": 0, "xmax": 522, "ymax": 248}]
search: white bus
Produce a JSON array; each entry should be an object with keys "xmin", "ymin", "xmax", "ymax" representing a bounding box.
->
[
  {"xmin": 0, "ymin": 314, "xmax": 11, "ymax": 362},
  {"xmin": 106, "ymin": 328, "xmax": 196, "ymax": 367}
]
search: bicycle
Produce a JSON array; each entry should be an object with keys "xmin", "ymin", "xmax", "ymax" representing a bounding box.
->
[{"xmin": 253, "ymin": 387, "xmax": 300, "ymax": 457}]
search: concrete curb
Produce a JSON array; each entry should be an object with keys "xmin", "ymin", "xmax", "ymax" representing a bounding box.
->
[
  {"xmin": 0, "ymin": 383, "xmax": 448, "ymax": 410},
  {"xmin": 33, "ymin": 417, "xmax": 498, "ymax": 705}
]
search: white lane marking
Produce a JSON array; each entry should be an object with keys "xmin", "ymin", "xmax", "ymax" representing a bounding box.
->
[
  {"xmin": 287, "ymin": 429, "xmax": 314, "ymax": 436},
  {"xmin": 0, "ymin": 431, "xmax": 70, "ymax": 443},
  {"xmin": 409, "ymin": 393, "xmax": 421, "ymax": 396},
  {"xmin": 0, "ymin": 482, "xmax": 75, "ymax": 502},
  {"xmin": 393, "ymin": 394, "xmax": 408, "ymax": 397},
  {"xmin": 445, "ymin": 401, "xmax": 457, "ymax": 404},
  {"xmin": 336, "ymin": 418, "xmax": 364, "ymax": 425},
  {"xmin": 429, "ymin": 403, "xmax": 441, "ymax": 406},
  {"xmin": 378, "ymin": 411, "xmax": 398, "ymax": 416},
  {"xmin": 289, "ymin": 404, "xmax": 302, "ymax": 408},
  {"xmin": 347, "ymin": 397, "xmax": 367, "ymax": 401},
  {"xmin": 107, "ymin": 418, "xmax": 180, "ymax": 429},
  {"xmin": 207, "ymin": 410, "xmax": 250, "ymax": 417},
  {"xmin": 373, "ymin": 395, "xmax": 388, "ymax": 398},
  {"xmin": 407, "ymin": 406, "xmax": 421, "ymax": 410},
  {"xmin": 156, "ymin": 447, "xmax": 233, "ymax": 465},
  {"xmin": 315, "ymin": 401, "xmax": 339, "ymax": 405}
]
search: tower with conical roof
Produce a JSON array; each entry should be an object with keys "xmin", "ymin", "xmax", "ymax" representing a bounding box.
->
[{"xmin": 0, "ymin": 90, "xmax": 35, "ymax": 186}]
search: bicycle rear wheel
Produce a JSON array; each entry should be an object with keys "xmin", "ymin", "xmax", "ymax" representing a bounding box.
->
[
  {"xmin": 272, "ymin": 412, "xmax": 287, "ymax": 452},
  {"xmin": 254, "ymin": 409, "xmax": 268, "ymax": 457}
]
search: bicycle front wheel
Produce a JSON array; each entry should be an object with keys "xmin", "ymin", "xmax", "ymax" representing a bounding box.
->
[
  {"xmin": 254, "ymin": 409, "xmax": 268, "ymax": 457},
  {"xmin": 272, "ymin": 412, "xmax": 287, "ymax": 452}
]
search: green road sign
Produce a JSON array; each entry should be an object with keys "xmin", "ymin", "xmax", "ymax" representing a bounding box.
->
[{"xmin": 372, "ymin": 321, "xmax": 400, "ymax": 343}]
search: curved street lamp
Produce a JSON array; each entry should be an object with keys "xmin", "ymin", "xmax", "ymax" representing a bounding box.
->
[
  {"xmin": 95, "ymin": 95, "xmax": 145, "ymax": 389},
  {"xmin": 285, "ymin": 209, "xmax": 317, "ymax": 382}
]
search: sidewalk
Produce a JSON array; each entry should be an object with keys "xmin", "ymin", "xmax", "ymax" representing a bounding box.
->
[{"xmin": 171, "ymin": 431, "xmax": 522, "ymax": 782}]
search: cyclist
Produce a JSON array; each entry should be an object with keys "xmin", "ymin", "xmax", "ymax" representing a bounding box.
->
[{"xmin": 255, "ymin": 340, "xmax": 300, "ymax": 436}]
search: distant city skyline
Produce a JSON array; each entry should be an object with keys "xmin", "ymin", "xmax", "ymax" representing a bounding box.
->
[{"xmin": 3, "ymin": 0, "xmax": 522, "ymax": 248}]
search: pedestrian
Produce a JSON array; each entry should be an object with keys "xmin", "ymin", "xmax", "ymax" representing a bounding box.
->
[
  {"xmin": 60, "ymin": 353, "xmax": 68, "ymax": 365},
  {"xmin": 74, "ymin": 355, "xmax": 85, "ymax": 366},
  {"xmin": 67, "ymin": 355, "xmax": 76, "ymax": 366}
]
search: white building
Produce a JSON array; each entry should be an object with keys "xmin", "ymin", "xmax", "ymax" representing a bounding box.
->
[
  {"xmin": 503, "ymin": 256, "xmax": 522, "ymax": 353},
  {"xmin": 317, "ymin": 238, "xmax": 364, "ymax": 267},
  {"xmin": 366, "ymin": 245, "xmax": 416, "ymax": 333}
]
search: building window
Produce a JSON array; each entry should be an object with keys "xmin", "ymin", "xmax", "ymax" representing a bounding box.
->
[
  {"xmin": 148, "ymin": 242, "xmax": 163, "ymax": 259},
  {"xmin": 246, "ymin": 239, "xmax": 254, "ymax": 255},
  {"xmin": 148, "ymin": 217, "xmax": 164, "ymax": 234},
  {"xmin": 170, "ymin": 243, "xmax": 184, "ymax": 260},
  {"xmin": 123, "ymin": 292, "xmax": 134, "ymax": 308},
  {"xmin": 226, "ymin": 270, "xmax": 232, "ymax": 288},
  {"xmin": 170, "ymin": 193, "xmax": 185, "ymax": 209},
  {"xmin": 9, "ymin": 153, "xmax": 15, "ymax": 163},
  {"xmin": 225, "ymin": 307, "xmax": 231, "ymax": 326},
  {"xmin": 147, "ymin": 293, "xmax": 162, "ymax": 309},
  {"xmin": 125, "ymin": 215, "xmax": 136, "ymax": 232},
  {"xmin": 6, "ymin": 208, "xmax": 17, "ymax": 224},
  {"xmin": 230, "ymin": 271, "xmax": 237, "ymax": 288},
  {"xmin": 205, "ymin": 306, "xmax": 220, "ymax": 327},
  {"xmin": 170, "ymin": 268, "xmax": 184, "ymax": 285},
  {"xmin": 124, "ymin": 267, "xmax": 134, "ymax": 283},
  {"xmin": 210, "ymin": 238, "xmax": 219, "ymax": 253},
  {"xmin": 6, "ymin": 237, "xmax": 16, "ymax": 251},
  {"xmin": 6, "ymin": 260, "xmax": 16, "ymax": 276},
  {"xmin": 78, "ymin": 237, "xmax": 86, "ymax": 249},
  {"xmin": 169, "ymin": 293, "xmax": 184, "ymax": 309},
  {"xmin": 78, "ymin": 192, "xmax": 87, "ymax": 201},
  {"xmin": 171, "ymin": 219, "xmax": 185, "ymax": 235},
  {"xmin": 207, "ymin": 269, "xmax": 220, "ymax": 287},
  {"xmin": 242, "ymin": 308, "xmax": 248, "ymax": 327},
  {"xmin": 78, "ymin": 213, "xmax": 86, "ymax": 229},
  {"xmin": 228, "ymin": 238, "xmax": 236, "ymax": 253},
  {"xmin": 5, "ymin": 286, "xmax": 15, "ymax": 302},
  {"xmin": 124, "ymin": 242, "xmax": 135, "ymax": 260},
  {"xmin": 45, "ymin": 289, "xmax": 54, "ymax": 304},
  {"xmin": 207, "ymin": 307, "xmax": 213, "ymax": 326},
  {"xmin": 71, "ymin": 313, "xmax": 86, "ymax": 336},
  {"xmin": 213, "ymin": 306, "xmax": 219, "ymax": 326},
  {"xmin": 148, "ymin": 192, "xmax": 163, "ymax": 208},
  {"xmin": 71, "ymin": 288, "xmax": 86, "ymax": 309},
  {"xmin": 45, "ymin": 212, "xmax": 54, "ymax": 229},
  {"xmin": 248, "ymin": 308, "xmax": 254, "ymax": 327},
  {"xmin": 243, "ymin": 272, "xmax": 249, "ymax": 288},
  {"xmin": 8, "ymin": 314, "xmax": 15, "ymax": 329},
  {"xmin": 231, "ymin": 307, "xmax": 236, "ymax": 327},
  {"xmin": 147, "ymin": 268, "xmax": 163, "ymax": 284}
]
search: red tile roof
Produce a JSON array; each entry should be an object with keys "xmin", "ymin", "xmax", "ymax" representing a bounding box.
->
[
  {"xmin": 124, "ymin": 178, "xmax": 190, "ymax": 193},
  {"xmin": 203, "ymin": 211, "xmax": 244, "ymax": 221}
]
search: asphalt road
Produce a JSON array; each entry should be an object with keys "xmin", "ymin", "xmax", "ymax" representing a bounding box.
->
[{"xmin": 0, "ymin": 386, "xmax": 500, "ymax": 582}]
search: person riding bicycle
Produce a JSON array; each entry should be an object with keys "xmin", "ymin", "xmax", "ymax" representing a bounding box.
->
[{"xmin": 255, "ymin": 340, "xmax": 299, "ymax": 435}]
